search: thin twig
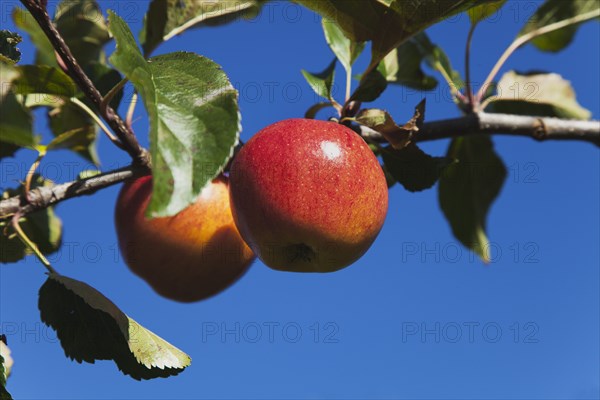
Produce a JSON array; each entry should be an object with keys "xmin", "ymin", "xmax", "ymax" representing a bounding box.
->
[
  {"xmin": 0, "ymin": 164, "xmax": 148, "ymax": 219},
  {"xmin": 477, "ymin": 8, "xmax": 600, "ymax": 102},
  {"xmin": 432, "ymin": 60, "xmax": 464, "ymax": 103},
  {"xmin": 126, "ymin": 92, "xmax": 138, "ymax": 131},
  {"xmin": 357, "ymin": 112, "xmax": 600, "ymax": 145},
  {"xmin": 345, "ymin": 66, "xmax": 352, "ymax": 103},
  {"xmin": 100, "ymin": 78, "xmax": 128, "ymax": 114},
  {"xmin": 11, "ymin": 212, "xmax": 57, "ymax": 274},
  {"xmin": 465, "ymin": 22, "xmax": 477, "ymax": 111},
  {"xmin": 24, "ymin": 150, "xmax": 46, "ymax": 201},
  {"xmin": 2, "ymin": 112, "xmax": 598, "ymax": 220},
  {"xmin": 70, "ymin": 97, "xmax": 123, "ymax": 147}
]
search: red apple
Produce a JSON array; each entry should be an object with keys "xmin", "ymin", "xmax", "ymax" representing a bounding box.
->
[
  {"xmin": 115, "ymin": 175, "xmax": 254, "ymax": 302},
  {"xmin": 229, "ymin": 118, "xmax": 388, "ymax": 272}
]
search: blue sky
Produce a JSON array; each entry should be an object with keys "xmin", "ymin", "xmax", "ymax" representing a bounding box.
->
[{"xmin": 1, "ymin": 1, "xmax": 599, "ymax": 399}]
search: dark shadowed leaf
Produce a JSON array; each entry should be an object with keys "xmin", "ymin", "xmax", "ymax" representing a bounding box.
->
[
  {"xmin": 10, "ymin": 64, "xmax": 77, "ymax": 148},
  {"xmin": 14, "ymin": 1, "xmax": 110, "ymax": 68},
  {"xmin": 350, "ymin": 69, "xmax": 387, "ymax": 103},
  {"xmin": 12, "ymin": 8, "xmax": 56, "ymax": 67},
  {"xmin": 12, "ymin": 65, "xmax": 76, "ymax": 97},
  {"xmin": 378, "ymin": 36, "xmax": 438, "ymax": 90},
  {"xmin": 0, "ymin": 30, "xmax": 22, "ymax": 64},
  {"xmin": 48, "ymin": 103, "xmax": 100, "ymax": 165},
  {"xmin": 54, "ymin": 0, "xmax": 110, "ymax": 66},
  {"xmin": 47, "ymin": 120, "xmax": 96, "ymax": 155},
  {"xmin": 412, "ymin": 33, "xmax": 464, "ymax": 91},
  {"xmin": 438, "ymin": 136, "xmax": 506, "ymax": 262},
  {"xmin": 301, "ymin": 59, "xmax": 337, "ymax": 101},
  {"xmin": 12, "ymin": 3, "xmax": 116, "ymax": 164},
  {"xmin": 0, "ymin": 65, "xmax": 18, "ymax": 100},
  {"xmin": 109, "ymin": 11, "xmax": 240, "ymax": 217},
  {"xmin": 382, "ymin": 144, "xmax": 454, "ymax": 192},
  {"xmin": 0, "ymin": 176, "xmax": 63, "ymax": 264},
  {"xmin": 0, "ymin": 63, "xmax": 34, "ymax": 151},
  {"xmin": 142, "ymin": 0, "xmax": 266, "ymax": 56},
  {"xmin": 520, "ymin": 0, "xmax": 599, "ymax": 53},
  {"xmin": 296, "ymin": 0, "xmax": 497, "ymax": 67},
  {"xmin": 0, "ymin": 65, "xmax": 22, "ymax": 161},
  {"xmin": 45, "ymin": 63, "xmax": 122, "ymax": 165},
  {"xmin": 85, "ymin": 63, "xmax": 124, "ymax": 110},
  {"xmin": 0, "ymin": 93, "xmax": 33, "ymax": 148},
  {"xmin": 321, "ymin": 18, "xmax": 365, "ymax": 73},
  {"xmin": 381, "ymin": 163, "xmax": 397, "ymax": 188},
  {"xmin": 0, "ymin": 143, "xmax": 19, "ymax": 161},
  {"xmin": 468, "ymin": 0, "xmax": 506, "ymax": 24},
  {"xmin": 38, "ymin": 273, "xmax": 191, "ymax": 380},
  {"xmin": 486, "ymin": 71, "xmax": 591, "ymax": 120}
]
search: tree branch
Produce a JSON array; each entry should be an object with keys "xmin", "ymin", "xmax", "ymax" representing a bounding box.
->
[
  {"xmin": 360, "ymin": 112, "xmax": 600, "ymax": 146},
  {"xmin": 19, "ymin": 0, "xmax": 148, "ymax": 165},
  {"xmin": 0, "ymin": 165, "xmax": 147, "ymax": 218},
  {"xmin": 1, "ymin": 113, "xmax": 598, "ymax": 220}
]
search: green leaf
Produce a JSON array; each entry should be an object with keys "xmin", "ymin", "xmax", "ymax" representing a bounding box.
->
[
  {"xmin": 382, "ymin": 144, "xmax": 454, "ymax": 192},
  {"xmin": 1, "ymin": 176, "xmax": 63, "ymax": 264},
  {"xmin": 296, "ymin": 0, "xmax": 497, "ymax": 67},
  {"xmin": 0, "ymin": 30, "xmax": 22, "ymax": 64},
  {"xmin": 438, "ymin": 136, "xmax": 506, "ymax": 263},
  {"xmin": 44, "ymin": 63, "xmax": 121, "ymax": 165},
  {"xmin": 301, "ymin": 59, "xmax": 337, "ymax": 101},
  {"xmin": 0, "ymin": 63, "xmax": 19, "ymax": 100},
  {"xmin": 412, "ymin": 33, "xmax": 464, "ymax": 91},
  {"xmin": 46, "ymin": 125, "xmax": 96, "ymax": 153},
  {"xmin": 48, "ymin": 103, "xmax": 100, "ymax": 165},
  {"xmin": 141, "ymin": 0, "xmax": 266, "ymax": 56},
  {"xmin": 468, "ymin": 0, "xmax": 506, "ymax": 24},
  {"xmin": 355, "ymin": 108, "xmax": 405, "ymax": 144},
  {"xmin": 520, "ymin": 0, "xmax": 600, "ymax": 53},
  {"xmin": 0, "ymin": 63, "xmax": 34, "ymax": 150},
  {"xmin": 378, "ymin": 37, "xmax": 438, "ymax": 90},
  {"xmin": 13, "ymin": 8, "xmax": 57, "ymax": 67},
  {"xmin": 0, "ymin": 93, "xmax": 34, "ymax": 148},
  {"xmin": 109, "ymin": 11, "xmax": 240, "ymax": 217},
  {"xmin": 321, "ymin": 19, "xmax": 365, "ymax": 73},
  {"xmin": 12, "ymin": 65, "xmax": 76, "ymax": 97},
  {"xmin": 486, "ymin": 71, "xmax": 592, "ymax": 120},
  {"xmin": 54, "ymin": 0, "xmax": 110, "ymax": 66},
  {"xmin": 356, "ymin": 100, "xmax": 425, "ymax": 149},
  {"xmin": 39, "ymin": 273, "xmax": 191, "ymax": 380},
  {"xmin": 368, "ymin": 33, "xmax": 462, "ymax": 92},
  {"xmin": 350, "ymin": 69, "xmax": 387, "ymax": 102}
]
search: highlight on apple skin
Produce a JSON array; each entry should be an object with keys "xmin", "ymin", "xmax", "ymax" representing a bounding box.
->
[
  {"xmin": 229, "ymin": 118, "xmax": 389, "ymax": 273},
  {"xmin": 115, "ymin": 175, "xmax": 255, "ymax": 302}
]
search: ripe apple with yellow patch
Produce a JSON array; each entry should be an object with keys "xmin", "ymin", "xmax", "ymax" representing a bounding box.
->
[
  {"xmin": 115, "ymin": 175, "xmax": 254, "ymax": 302},
  {"xmin": 229, "ymin": 118, "xmax": 388, "ymax": 272}
]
